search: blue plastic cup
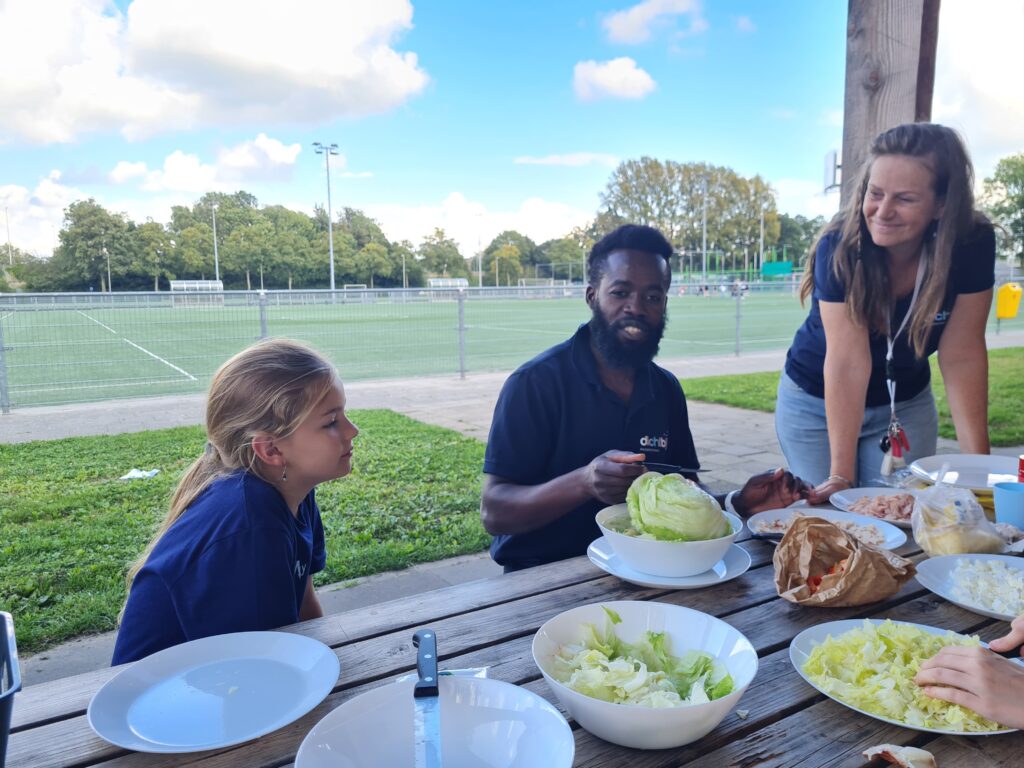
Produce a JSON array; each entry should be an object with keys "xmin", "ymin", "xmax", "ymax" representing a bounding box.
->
[{"xmin": 994, "ymin": 482, "xmax": 1024, "ymax": 529}]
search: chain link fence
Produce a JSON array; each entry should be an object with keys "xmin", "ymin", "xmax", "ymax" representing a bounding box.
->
[{"xmin": 1, "ymin": 281, "xmax": 1020, "ymax": 411}]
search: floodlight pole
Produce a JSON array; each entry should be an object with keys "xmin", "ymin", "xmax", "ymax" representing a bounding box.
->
[
  {"xmin": 759, "ymin": 205, "xmax": 765, "ymax": 276},
  {"xmin": 313, "ymin": 141, "xmax": 340, "ymax": 291},
  {"xmin": 701, "ymin": 177, "xmax": 708, "ymax": 291},
  {"xmin": 103, "ymin": 242, "xmax": 111, "ymax": 293},
  {"xmin": 210, "ymin": 203, "xmax": 220, "ymax": 281},
  {"xmin": 4, "ymin": 207, "xmax": 12, "ymax": 265}
]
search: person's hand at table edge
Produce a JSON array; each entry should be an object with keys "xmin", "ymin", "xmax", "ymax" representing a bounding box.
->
[
  {"xmin": 914, "ymin": 615, "xmax": 1024, "ymax": 730},
  {"xmin": 729, "ymin": 467, "xmax": 811, "ymax": 516},
  {"xmin": 805, "ymin": 473, "xmax": 853, "ymax": 506}
]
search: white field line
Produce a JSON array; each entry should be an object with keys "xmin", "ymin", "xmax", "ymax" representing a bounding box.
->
[
  {"xmin": 0, "ymin": 312, "xmax": 12, "ymax": 321},
  {"xmin": 76, "ymin": 309, "xmax": 197, "ymax": 381},
  {"xmin": 122, "ymin": 339, "xmax": 197, "ymax": 381},
  {"xmin": 76, "ymin": 310, "xmax": 118, "ymax": 334}
]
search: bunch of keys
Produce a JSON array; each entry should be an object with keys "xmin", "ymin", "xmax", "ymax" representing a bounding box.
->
[{"xmin": 879, "ymin": 420, "xmax": 910, "ymax": 476}]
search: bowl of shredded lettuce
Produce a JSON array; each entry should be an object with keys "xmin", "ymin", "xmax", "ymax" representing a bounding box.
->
[
  {"xmin": 596, "ymin": 472, "xmax": 741, "ymax": 577},
  {"xmin": 532, "ymin": 601, "xmax": 758, "ymax": 749},
  {"xmin": 791, "ymin": 618, "xmax": 1017, "ymax": 734}
]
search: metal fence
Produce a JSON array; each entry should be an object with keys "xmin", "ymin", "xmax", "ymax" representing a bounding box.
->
[{"xmin": 1, "ymin": 279, "xmax": 1020, "ymax": 412}]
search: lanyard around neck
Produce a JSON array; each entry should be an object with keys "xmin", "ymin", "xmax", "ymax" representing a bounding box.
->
[{"xmin": 885, "ymin": 256, "xmax": 927, "ymax": 418}]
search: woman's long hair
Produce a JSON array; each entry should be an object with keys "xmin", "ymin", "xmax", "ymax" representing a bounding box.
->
[
  {"xmin": 122, "ymin": 338, "xmax": 337, "ymax": 601},
  {"xmin": 801, "ymin": 123, "xmax": 988, "ymax": 357}
]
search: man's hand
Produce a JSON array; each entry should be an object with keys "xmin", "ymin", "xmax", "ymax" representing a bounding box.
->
[
  {"xmin": 733, "ymin": 467, "xmax": 810, "ymax": 515},
  {"xmin": 583, "ymin": 450, "xmax": 647, "ymax": 506}
]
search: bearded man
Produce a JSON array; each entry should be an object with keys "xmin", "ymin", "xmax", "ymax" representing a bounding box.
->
[{"xmin": 480, "ymin": 224, "xmax": 808, "ymax": 571}]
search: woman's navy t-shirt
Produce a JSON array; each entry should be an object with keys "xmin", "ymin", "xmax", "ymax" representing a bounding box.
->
[{"xmin": 785, "ymin": 224, "xmax": 995, "ymax": 407}]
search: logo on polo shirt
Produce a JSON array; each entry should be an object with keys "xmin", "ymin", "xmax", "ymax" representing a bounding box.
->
[
  {"xmin": 294, "ymin": 560, "xmax": 307, "ymax": 579},
  {"xmin": 639, "ymin": 434, "xmax": 669, "ymax": 452}
]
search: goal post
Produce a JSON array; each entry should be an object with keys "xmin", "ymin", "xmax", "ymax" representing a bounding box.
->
[{"xmin": 169, "ymin": 280, "xmax": 224, "ymax": 307}]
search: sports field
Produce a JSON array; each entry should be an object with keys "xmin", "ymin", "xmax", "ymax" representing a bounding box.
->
[{"xmin": 1, "ymin": 288, "xmax": 1020, "ymax": 408}]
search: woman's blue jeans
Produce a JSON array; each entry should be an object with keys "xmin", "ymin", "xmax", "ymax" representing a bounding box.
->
[{"xmin": 775, "ymin": 371, "xmax": 938, "ymax": 487}]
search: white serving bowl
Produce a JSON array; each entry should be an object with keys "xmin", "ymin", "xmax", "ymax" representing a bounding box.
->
[
  {"xmin": 532, "ymin": 600, "xmax": 757, "ymax": 750},
  {"xmin": 295, "ymin": 675, "xmax": 574, "ymax": 768},
  {"xmin": 596, "ymin": 503, "xmax": 743, "ymax": 577}
]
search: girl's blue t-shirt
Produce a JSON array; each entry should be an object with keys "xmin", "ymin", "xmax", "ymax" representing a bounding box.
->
[
  {"xmin": 784, "ymin": 224, "xmax": 995, "ymax": 407},
  {"xmin": 112, "ymin": 471, "xmax": 326, "ymax": 665}
]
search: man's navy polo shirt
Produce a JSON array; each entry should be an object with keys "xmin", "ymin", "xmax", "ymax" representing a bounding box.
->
[
  {"xmin": 484, "ymin": 323, "xmax": 700, "ymax": 570},
  {"xmin": 785, "ymin": 225, "xmax": 995, "ymax": 407}
]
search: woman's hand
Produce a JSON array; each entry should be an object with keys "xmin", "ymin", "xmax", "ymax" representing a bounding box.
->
[
  {"xmin": 914, "ymin": 616, "xmax": 1024, "ymax": 729},
  {"xmin": 805, "ymin": 474, "xmax": 852, "ymax": 506}
]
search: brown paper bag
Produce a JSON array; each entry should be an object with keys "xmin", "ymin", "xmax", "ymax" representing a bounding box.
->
[{"xmin": 773, "ymin": 516, "xmax": 916, "ymax": 607}]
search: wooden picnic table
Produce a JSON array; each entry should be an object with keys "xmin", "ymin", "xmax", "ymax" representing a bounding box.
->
[{"xmin": 8, "ymin": 530, "xmax": 1023, "ymax": 767}]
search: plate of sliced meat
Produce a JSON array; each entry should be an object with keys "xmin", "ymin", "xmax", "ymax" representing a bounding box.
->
[{"xmin": 828, "ymin": 488, "xmax": 919, "ymax": 529}]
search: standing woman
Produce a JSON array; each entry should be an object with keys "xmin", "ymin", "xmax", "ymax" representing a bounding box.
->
[{"xmin": 776, "ymin": 123, "xmax": 995, "ymax": 500}]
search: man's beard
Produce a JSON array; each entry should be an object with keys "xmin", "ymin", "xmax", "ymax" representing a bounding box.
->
[{"xmin": 589, "ymin": 303, "xmax": 666, "ymax": 369}]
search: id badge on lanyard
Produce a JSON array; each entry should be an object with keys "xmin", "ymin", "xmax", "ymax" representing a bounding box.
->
[{"xmin": 880, "ymin": 258, "xmax": 926, "ymax": 476}]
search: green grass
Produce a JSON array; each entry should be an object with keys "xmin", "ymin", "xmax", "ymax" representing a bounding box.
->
[
  {"xmin": 0, "ymin": 410, "xmax": 487, "ymax": 655},
  {"xmin": 681, "ymin": 347, "xmax": 1024, "ymax": 447}
]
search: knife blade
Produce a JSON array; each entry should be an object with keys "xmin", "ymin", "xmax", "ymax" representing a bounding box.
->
[
  {"xmin": 412, "ymin": 628, "xmax": 442, "ymax": 768},
  {"xmin": 641, "ymin": 461, "xmax": 705, "ymax": 474}
]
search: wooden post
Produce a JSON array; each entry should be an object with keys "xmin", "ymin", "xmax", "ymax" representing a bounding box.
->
[{"xmin": 840, "ymin": 0, "xmax": 941, "ymax": 207}]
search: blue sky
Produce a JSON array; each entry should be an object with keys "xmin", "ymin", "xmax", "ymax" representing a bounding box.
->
[{"xmin": 1, "ymin": 0, "xmax": 1021, "ymax": 257}]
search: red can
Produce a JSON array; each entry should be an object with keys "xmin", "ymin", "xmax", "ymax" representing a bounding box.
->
[{"xmin": 1019, "ymin": 454, "xmax": 1024, "ymax": 482}]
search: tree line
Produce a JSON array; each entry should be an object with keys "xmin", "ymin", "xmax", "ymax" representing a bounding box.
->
[{"xmin": 5, "ymin": 153, "xmax": 1019, "ymax": 293}]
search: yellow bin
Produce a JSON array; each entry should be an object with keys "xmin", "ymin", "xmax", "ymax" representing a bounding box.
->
[{"xmin": 996, "ymin": 282, "xmax": 1022, "ymax": 319}]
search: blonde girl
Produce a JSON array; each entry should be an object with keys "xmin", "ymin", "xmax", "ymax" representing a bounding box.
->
[{"xmin": 113, "ymin": 339, "xmax": 358, "ymax": 664}]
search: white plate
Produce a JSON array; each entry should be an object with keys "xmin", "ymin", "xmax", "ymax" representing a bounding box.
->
[
  {"xmin": 910, "ymin": 454, "xmax": 1018, "ymax": 492},
  {"xmin": 916, "ymin": 554, "xmax": 1024, "ymax": 621},
  {"xmin": 88, "ymin": 631, "xmax": 339, "ymax": 753},
  {"xmin": 790, "ymin": 619, "xmax": 1020, "ymax": 735},
  {"xmin": 746, "ymin": 508, "xmax": 906, "ymax": 550},
  {"xmin": 828, "ymin": 487, "xmax": 920, "ymax": 529},
  {"xmin": 587, "ymin": 537, "xmax": 751, "ymax": 588}
]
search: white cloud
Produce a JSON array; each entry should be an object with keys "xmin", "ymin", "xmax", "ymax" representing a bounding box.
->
[
  {"xmin": 0, "ymin": 173, "xmax": 83, "ymax": 256},
  {"xmin": 772, "ymin": 178, "xmax": 840, "ymax": 220},
  {"xmin": 218, "ymin": 134, "xmax": 300, "ymax": 172},
  {"xmin": 109, "ymin": 161, "xmax": 148, "ymax": 185},
  {"xmin": 107, "ymin": 133, "xmax": 304, "ymax": 193},
  {"xmin": 769, "ymin": 108, "xmax": 798, "ymax": 121},
  {"xmin": 364, "ymin": 193, "xmax": 591, "ymax": 255},
  {"xmin": 140, "ymin": 151, "xmax": 219, "ymax": 194},
  {"xmin": 0, "ymin": 0, "xmax": 428, "ymax": 144},
  {"xmin": 603, "ymin": 0, "xmax": 706, "ymax": 44},
  {"xmin": 573, "ymin": 58, "xmax": 656, "ymax": 102},
  {"xmin": 514, "ymin": 153, "xmax": 619, "ymax": 168},
  {"xmin": 933, "ymin": 0, "xmax": 1024, "ymax": 181},
  {"xmin": 734, "ymin": 16, "xmax": 756, "ymax": 34}
]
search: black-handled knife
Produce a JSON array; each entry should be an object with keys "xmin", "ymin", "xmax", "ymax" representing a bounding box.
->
[
  {"xmin": 412, "ymin": 629, "xmax": 442, "ymax": 768},
  {"xmin": 642, "ymin": 462, "xmax": 705, "ymax": 474}
]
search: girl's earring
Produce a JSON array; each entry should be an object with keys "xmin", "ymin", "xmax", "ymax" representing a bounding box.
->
[{"xmin": 282, "ymin": 464, "xmax": 288, "ymax": 482}]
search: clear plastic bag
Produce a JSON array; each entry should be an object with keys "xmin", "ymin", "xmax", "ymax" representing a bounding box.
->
[{"xmin": 911, "ymin": 482, "xmax": 1005, "ymax": 557}]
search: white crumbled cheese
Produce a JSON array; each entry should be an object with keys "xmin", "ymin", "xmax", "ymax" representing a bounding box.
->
[{"xmin": 950, "ymin": 559, "xmax": 1024, "ymax": 616}]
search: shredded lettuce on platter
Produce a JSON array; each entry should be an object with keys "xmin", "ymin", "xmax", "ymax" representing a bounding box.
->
[
  {"xmin": 802, "ymin": 619, "xmax": 1004, "ymax": 732},
  {"xmin": 550, "ymin": 607, "xmax": 734, "ymax": 708}
]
